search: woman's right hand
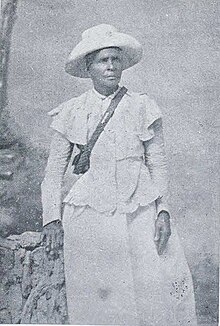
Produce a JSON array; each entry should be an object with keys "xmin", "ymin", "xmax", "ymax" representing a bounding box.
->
[{"xmin": 41, "ymin": 220, "xmax": 64, "ymax": 259}]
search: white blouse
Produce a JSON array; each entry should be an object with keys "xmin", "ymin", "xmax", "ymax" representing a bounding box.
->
[{"xmin": 41, "ymin": 88, "xmax": 169, "ymax": 226}]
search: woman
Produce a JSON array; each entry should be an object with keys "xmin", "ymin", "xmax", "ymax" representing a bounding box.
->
[{"xmin": 41, "ymin": 24, "xmax": 197, "ymax": 325}]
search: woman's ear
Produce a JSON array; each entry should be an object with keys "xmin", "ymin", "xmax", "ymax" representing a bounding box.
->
[
  {"xmin": 86, "ymin": 66, "xmax": 91, "ymax": 77},
  {"xmin": 85, "ymin": 62, "xmax": 92, "ymax": 77}
]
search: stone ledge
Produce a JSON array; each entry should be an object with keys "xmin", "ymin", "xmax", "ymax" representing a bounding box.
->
[{"xmin": 0, "ymin": 231, "xmax": 68, "ymax": 324}]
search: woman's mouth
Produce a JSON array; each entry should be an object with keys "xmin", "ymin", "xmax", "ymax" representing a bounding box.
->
[{"xmin": 106, "ymin": 76, "xmax": 117, "ymax": 80}]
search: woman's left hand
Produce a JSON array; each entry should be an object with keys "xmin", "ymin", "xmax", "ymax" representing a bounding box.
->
[
  {"xmin": 41, "ymin": 220, "xmax": 64, "ymax": 260},
  {"xmin": 154, "ymin": 211, "xmax": 171, "ymax": 255}
]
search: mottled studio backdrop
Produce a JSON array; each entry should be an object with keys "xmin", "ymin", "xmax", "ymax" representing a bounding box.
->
[{"xmin": 3, "ymin": 0, "xmax": 219, "ymax": 324}]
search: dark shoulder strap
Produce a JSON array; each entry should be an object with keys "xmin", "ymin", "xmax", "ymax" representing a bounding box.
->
[
  {"xmin": 72, "ymin": 86, "xmax": 127, "ymax": 174},
  {"xmin": 86, "ymin": 86, "xmax": 127, "ymax": 152}
]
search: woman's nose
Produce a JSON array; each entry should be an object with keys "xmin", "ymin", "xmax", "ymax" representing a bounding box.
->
[{"xmin": 107, "ymin": 59, "xmax": 115, "ymax": 70}]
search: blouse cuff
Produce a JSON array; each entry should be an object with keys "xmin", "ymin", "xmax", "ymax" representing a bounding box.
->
[
  {"xmin": 155, "ymin": 196, "xmax": 170, "ymax": 219},
  {"xmin": 43, "ymin": 219, "xmax": 62, "ymax": 227}
]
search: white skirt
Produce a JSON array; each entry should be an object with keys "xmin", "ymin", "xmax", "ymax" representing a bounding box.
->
[{"xmin": 62, "ymin": 203, "xmax": 197, "ymax": 325}]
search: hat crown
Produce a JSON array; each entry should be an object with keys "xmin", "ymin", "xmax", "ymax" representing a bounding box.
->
[{"xmin": 82, "ymin": 24, "xmax": 118, "ymax": 41}]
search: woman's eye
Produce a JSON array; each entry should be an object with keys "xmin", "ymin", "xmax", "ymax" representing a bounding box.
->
[
  {"xmin": 100, "ymin": 58, "xmax": 108, "ymax": 63},
  {"xmin": 112, "ymin": 57, "xmax": 121, "ymax": 63},
  {"xmin": 114, "ymin": 57, "xmax": 121, "ymax": 62}
]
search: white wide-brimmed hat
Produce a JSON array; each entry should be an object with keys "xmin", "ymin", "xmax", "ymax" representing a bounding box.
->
[{"xmin": 65, "ymin": 24, "xmax": 143, "ymax": 78}]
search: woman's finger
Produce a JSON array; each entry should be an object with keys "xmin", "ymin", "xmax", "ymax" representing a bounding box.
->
[
  {"xmin": 158, "ymin": 230, "xmax": 170, "ymax": 255},
  {"xmin": 157, "ymin": 235, "xmax": 166, "ymax": 255},
  {"xmin": 50, "ymin": 229, "xmax": 56, "ymax": 251},
  {"xmin": 154, "ymin": 223, "xmax": 161, "ymax": 242},
  {"xmin": 40, "ymin": 231, "xmax": 46, "ymax": 243},
  {"xmin": 54, "ymin": 229, "xmax": 61, "ymax": 254},
  {"xmin": 58, "ymin": 232, "xmax": 63, "ymax": 248},
  {"xmin": 45, "ymin": 231, "xmax": 52, "ymax": 253}
]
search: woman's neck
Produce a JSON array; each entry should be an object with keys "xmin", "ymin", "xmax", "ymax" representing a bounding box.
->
[{"xmin": 93, "ymin": 84, "xmax": 119, "ymax": 97}]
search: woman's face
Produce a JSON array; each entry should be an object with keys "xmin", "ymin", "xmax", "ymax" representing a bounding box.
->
[{"xmin": 87, "ymin": 47, "xmax": 123, "ymax": 93}]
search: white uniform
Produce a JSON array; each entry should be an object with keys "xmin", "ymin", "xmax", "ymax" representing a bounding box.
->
[{"xmin": 41, "ymin": 88, "xmax": 197, "ymax": 325}]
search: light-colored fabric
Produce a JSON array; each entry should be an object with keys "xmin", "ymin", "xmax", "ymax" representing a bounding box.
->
[
  {"xmin": 41, "ymin": 132, "xmax": 73, "ymax": 225},
  {"xmin": 41, "ymin": 87, "xmax": 197, "ymax": 325},
  {"xmin": 65, "ymin": 24, "xmax": 143, "ymax": 78},
  {"xmin": 41, "ymin": 89, "xmax": 169, "ymax": 225},
  {"xmin": 62, "ymin": 203, "xmax": 197, "ymax": 325},
  {"xmin": 144, "ymin": 119, "xmax": 170, "ymax": 214}
]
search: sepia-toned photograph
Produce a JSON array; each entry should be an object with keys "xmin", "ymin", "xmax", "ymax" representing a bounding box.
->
[{"xmin": 0, "ymin": 0, "xmax": 219, "ymax": 325}]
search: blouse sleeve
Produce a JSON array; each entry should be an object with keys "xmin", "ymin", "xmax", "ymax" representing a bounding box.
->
[
  {"xmin": 137, "ymin": 94, "xmax": 162, "ymax": 142},
  {"xmin": 48, "ymin": 95, "xmax": 88, "ymax": 145},
  {"xmin": 41, "ymin": 131, "xmax": 73, "ymax": 226},
  {"xmin": 142, "ymin": 102, "xmax": 170, "ymax": 217}
]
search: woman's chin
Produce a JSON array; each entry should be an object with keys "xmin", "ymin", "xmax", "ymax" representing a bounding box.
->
[{"xmin": 104, "ymin": 79, "xmax": 119, "ymax": 89}]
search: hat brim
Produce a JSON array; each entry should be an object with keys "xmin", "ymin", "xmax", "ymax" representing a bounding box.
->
[{"xmin": 65, "ymin": 32, "xmax": 143, "ymax": 78}]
